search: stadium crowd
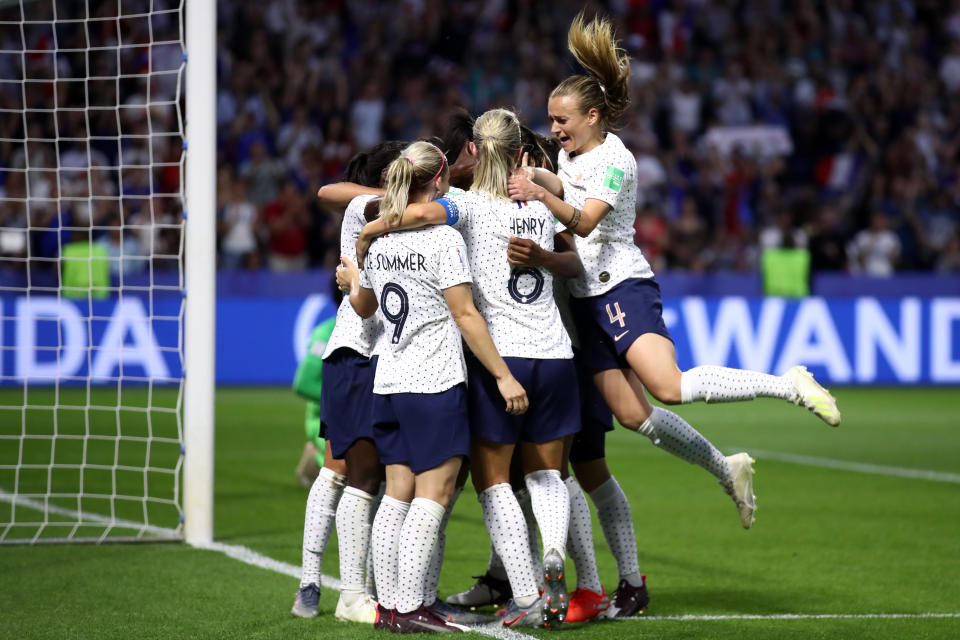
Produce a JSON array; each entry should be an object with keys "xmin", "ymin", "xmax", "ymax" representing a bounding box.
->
[{"xmin": 3, "ymin": 0, "xmax": 960, "ymax": 277}]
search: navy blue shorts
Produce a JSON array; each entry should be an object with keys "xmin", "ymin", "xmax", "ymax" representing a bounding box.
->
[
  {"xmin": 320, "ymin": 348, "xmax": 375, "ymax": 459},
  {"xmin": 466, "ymin": 354, "xmax": 580, "ymax": 445},
  {"xmin": 371, "ymin": 384, "xmax": 470, "ymax": 474},
  {"xmin": 569, "ymin": 350, "xmax": 613, "ymax": 463},
  {"xmin": 571, "ymin": 278, "xmax": 673, "ymax": 374}
]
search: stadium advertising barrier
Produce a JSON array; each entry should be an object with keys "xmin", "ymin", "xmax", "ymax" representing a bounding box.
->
[{"xmin": 1, "ymin": 293, "xmax": 958, "ymax": 386}]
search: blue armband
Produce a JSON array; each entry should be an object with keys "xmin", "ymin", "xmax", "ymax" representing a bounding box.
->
[{"xmin": 436, "ymin": 197, "xmax": 459, "ymax": 226}]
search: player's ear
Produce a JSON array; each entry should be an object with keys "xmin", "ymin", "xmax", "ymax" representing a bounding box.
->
[
  {"xmin": 467, "ymin": 141, "xmax": 477, "ymax": 157},
  {"xmin": 586, "ymin": 107, "xmax": 600, "ymax": 127}
]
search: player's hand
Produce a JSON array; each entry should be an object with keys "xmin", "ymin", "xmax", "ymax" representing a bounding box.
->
[
  {"xmin": 496, "ymin": 375, "xmax": 529, "ymax": 415},
  {"xmin": 507, "ymin": 235, "xmax": 544, "ymax": 267},
  {"xmin": 508, "ymin": 171, "xmax": 543, "ymax": 202},
  {"xmin": 336, "ymin": 256, "xmax": 360, "ymax": 294}
]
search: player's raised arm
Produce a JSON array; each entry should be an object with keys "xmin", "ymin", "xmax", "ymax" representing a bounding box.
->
[
  {"xmin": 508, "ymin": 171, "xmax": 611, "ymax": 237},
  {"xmin": 443, "ymin": 282, "xmax": 528, "ymax": 415}
]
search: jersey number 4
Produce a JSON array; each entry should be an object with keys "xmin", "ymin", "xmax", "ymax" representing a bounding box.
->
[
  {"xmin": 605, "ymin": 302, "xmax": 626, "ymax": 328},
  {"xmin": 380, "ymin": 282, "xmax": 409, "ymax": 344}
]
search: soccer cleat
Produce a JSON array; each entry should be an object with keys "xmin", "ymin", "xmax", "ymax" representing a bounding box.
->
[
  {"xmin": 499, "ymin": 596, "xmax": 544, "ymax": 628},
  {"xmin": 605, "ymin": 576, "xmax": 650, "ymax": 618},
  {"xmin": 291, "ymin": 583, "xmax": 320, "ymax": 618},
  {"xmin": 374, "ymin": 604, "xmax": 397, "ymax": 631},
  {"xmin": 445, "ymin": 571, "xmax": 512, "ymax": 609},
  {"xmin": 334, "ymin": 592, "xmax": 377, "ymax": 624},
  {"xmin": 541, "ymin": 550, "xmax": 568, "ymax": 627},
  {"xmin": 564, "ymin": 587, "xmax": 609, "ymax": 622},
  {"xmin": 393, "ymin": 605, "xmax": 466, "ymax": 633},
  {"xmin": 427, "ymin": 598, "xmax": 496, "ymax": 625},
  {"xmin": 785, "ymin": 365, "xmax": 841, "ymax": 426},
  {"xmin": 723, "ymin": 453, "xmax": 757, "ymax": 529}
]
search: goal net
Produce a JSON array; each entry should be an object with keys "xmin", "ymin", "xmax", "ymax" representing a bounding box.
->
[{"xmin": 0, "ymin": 0, "xmax": 188, "ymax": 543}]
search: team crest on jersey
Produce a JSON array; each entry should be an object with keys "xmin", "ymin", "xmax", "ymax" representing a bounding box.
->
[{"xmin": 603, "ymin": 166, "xmax": 624, "ymax": 192}]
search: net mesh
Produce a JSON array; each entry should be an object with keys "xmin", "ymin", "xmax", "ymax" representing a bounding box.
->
[{"xmin": 0, "ymin": 0, "xmax": 186, "ymax": 543}]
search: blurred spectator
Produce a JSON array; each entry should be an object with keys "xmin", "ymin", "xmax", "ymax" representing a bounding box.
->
[
  {"xmin": 218, "ymin": 178, "xmax": 260, "ymax": 270},
  {"xmin": 263, "ymin": 181, "xmax": 309, "ymax": 271},
  {"xmin": 848, "ymin": 210, "xmax": 901, "ymax": 276},
  {"xmin": 808, "ymin": 203, "xmax": 848, "ymax": 272},
  {"xmin": 239, "ymin": 140, "xmax": 287, "ymax": 208}
]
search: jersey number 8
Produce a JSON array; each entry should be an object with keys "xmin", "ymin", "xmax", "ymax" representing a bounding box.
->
[{"xmin": 508, "ymin": 267, "xmax": 545, "ymax": 304}]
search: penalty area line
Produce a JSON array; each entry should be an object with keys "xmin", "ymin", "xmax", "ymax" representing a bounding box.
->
[{"xmin": 727, "ymin": 448, "xmax": 960, "ymax": 485}]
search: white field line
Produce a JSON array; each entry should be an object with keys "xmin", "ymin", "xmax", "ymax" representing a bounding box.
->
[
  {"xmin": 738, "ymin": 449, "xmax": 960, "ymax": 484},
  {"xmin": 0, "ymin": 489, "xmax": 180, "ymax": 539},
  {"xmin": 628, "ymin": 613, "xmax": 960, "ymax": 621}
]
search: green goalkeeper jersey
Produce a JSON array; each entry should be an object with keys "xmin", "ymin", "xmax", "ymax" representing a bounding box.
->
[{"xmin": 293, "ymin": 316, "xmax": 336, "ymax": 452}]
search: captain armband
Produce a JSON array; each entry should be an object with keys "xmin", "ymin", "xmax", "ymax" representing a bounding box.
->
[{"xmin": 436, "ymin": 197, "xmax": 460, "ymax": 226}]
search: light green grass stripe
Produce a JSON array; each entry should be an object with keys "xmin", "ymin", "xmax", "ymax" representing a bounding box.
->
[{"xmin": 738, "ymin": 449, "xmax": 960, "ymax": 484}]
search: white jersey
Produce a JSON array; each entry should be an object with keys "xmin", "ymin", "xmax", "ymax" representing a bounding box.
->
[
  {"xmin": 441, "ymin": 190, "xmax": 572, "ymax": 359},
  {"xmin": 359, "ymin": 225, "xmax": 472, "ymax": 394},
  {"xmin": 558, "ymin": 132, "xmax": 653, "ymax": 297},
  {"xmin": 323, "ymin": 194, "xmax": 382, "ymax": 359}
]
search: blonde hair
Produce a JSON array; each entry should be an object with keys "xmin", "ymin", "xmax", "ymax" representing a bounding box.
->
[
  {"xmin": 380, "ymin": 141, "xmax": 447, "ymax": 225},
  {"xmin": 470, "ymin": 108, "xmax": 522, "ymax": 200},
  {"xmin": 551, "ymin": 12, "xmax": 631, "ymax": 131}
]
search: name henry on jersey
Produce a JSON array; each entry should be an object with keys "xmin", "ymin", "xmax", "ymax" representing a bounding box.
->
[
  {"xmin": 510, "ymin": 217, "xmax": 547, "ymax": 236},
  {"xmin": 373, "ymin": 252, "xmax": 427, "ymax": 271}
]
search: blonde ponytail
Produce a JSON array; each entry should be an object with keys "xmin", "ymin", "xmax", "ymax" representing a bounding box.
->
[
  {"xmin": 471, "ymin": 108, "xmax": 522, "ymax": 200},
  {"xmin": 379, "ymin": 141, "xmax": 447, "ymax": 225},
  {"xmin": 551, "ymin": 12, "xmax": 631, "ymax": 131}
]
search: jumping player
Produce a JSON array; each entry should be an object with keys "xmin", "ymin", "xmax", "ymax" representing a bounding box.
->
[{"xmin": 508, "ymin": 13, "xmax": 841, "ymax": 532}]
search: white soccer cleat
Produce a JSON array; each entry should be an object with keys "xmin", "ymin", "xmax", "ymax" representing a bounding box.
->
[
  {"xmin": 335, "ymin": 593, "xmax": 378, "ymax": 624},
  {"xmin": 785, "ymin": 365, "xmax": 841, "ymax": 426},
  {"xmin": 723, "ymin": 453, "xmax": 756, "ymax": 529}
]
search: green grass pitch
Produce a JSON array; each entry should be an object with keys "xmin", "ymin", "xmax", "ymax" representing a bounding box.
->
[{"xmin": 2, "ymin": 386, "xmax": 959, "ymax": 639}]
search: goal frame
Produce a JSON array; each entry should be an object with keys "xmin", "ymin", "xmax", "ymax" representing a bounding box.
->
[{"xmin": 183, "ymin": 0, "xmax": 215, "ymax": 546}]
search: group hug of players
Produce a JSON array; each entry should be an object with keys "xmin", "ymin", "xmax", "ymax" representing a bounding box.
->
[{"xmin": 288, "ymin": 13, "xmax": 841, "ymax": 634}]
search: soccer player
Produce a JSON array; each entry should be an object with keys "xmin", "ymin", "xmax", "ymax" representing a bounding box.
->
[
  {"xmin": 339, "ymin": 140, "xmax": 528, "ymax": 634},
  {"xmin": 508, "ymin": 13, "xmax": 842, "ymax": 532},
  {"xmin": 292, "ymin": 142, "xmax": 404, "ymax": 622}
]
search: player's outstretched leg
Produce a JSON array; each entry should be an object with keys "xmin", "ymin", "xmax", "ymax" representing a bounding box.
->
[{"xmin": 638, "ymin": 407, "xmax": 757, "ymax": 529}]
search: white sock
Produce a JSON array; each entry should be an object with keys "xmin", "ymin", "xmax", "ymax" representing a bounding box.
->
[
  {"xmin": 365, "ymin": 482, "xmax": 385, "ymax": 598},
  {"xmin": 300, "ymin": 466, "xmax": 345, "ymax": 588},
  {"xmin": 335, "ymin": 486, "xmax": 376, "ymax": 602},
  {"xmin": 564, "ymin": 476, "xmax": 603, "ymax": 593},
  {"xmin": 681, "ymin": 365, "xmax": 797, "ymax": 404},
  {"xmin": 515, "ymin": 487, "xmax": 543, "ymax": 582},
  {"xmin": 372, "ymin": 495, "xmax": 409, "ymax": 610},
  {"xmin": 524, "ymin": 469, "xmax": 569, "ymax": 561},
  {"xmin": 638, "ymin": 407, "xmax": 731, "ymax": 481},
  {"xmin": 590, "ymin": 476, "xmax": 642, "ymax": 585},
  {"xmin": 396, "ymin": 497, "xmax": 445, "ymax": 614},
  {"xmin": 478, "ymin": 483, "xmax": 540, "ymax": 604},
  {"xmin": 422, "ymin": 487, "xmax": 462, "ymax": 606}
]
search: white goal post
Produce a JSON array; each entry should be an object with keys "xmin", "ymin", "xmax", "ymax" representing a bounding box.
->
[{"xmin": 0, "ymin": 0, "xmax": 215, "ymax": 545}]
